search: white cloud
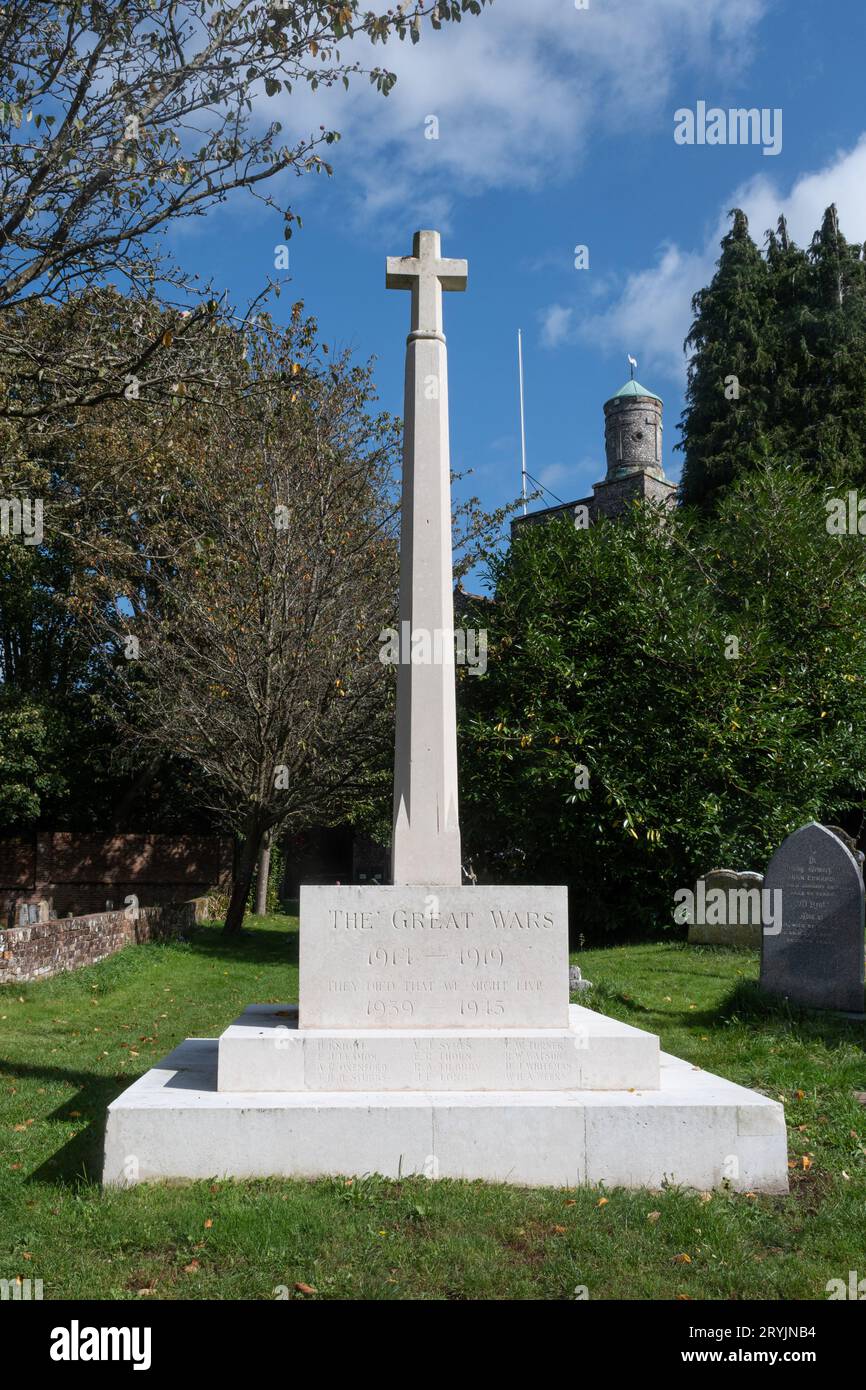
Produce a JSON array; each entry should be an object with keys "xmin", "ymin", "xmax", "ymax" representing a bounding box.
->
[
  {"xmin": 539, "ymin": 304, "xmax": 574, "ymax": 350},
  {"xmin": 564, "ymin": 135, "xmax": 866, "ymax": 384},
  {"xmin": 261, "ymin": 0, "xmax": 769, "ymax": 225},
  {"xmin": 578, "ymin": 243, "xmax": 712, "ymax": 378},
  {"xmin": 537, "ymin": 461, "xmax": 573, "ymax": 490},
  {"xmin": 735, "ymin": 134, "xmax": 866, "ymax": 246}
]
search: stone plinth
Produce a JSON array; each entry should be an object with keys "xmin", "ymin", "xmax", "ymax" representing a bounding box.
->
[
  {"xmin": 299, "ymin": 884, "xmax": 568, "ymax": 1030},
  {"xmin": 217, "ymin": 1004, "xmax": 660, "ymax": 1092},
  {"xmin": 103, "ymin": 1038, "xmax": 788, "ymax": 1192}
]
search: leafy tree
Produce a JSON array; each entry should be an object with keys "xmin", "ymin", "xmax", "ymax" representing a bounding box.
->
[
  {"xmin": 0, "ymin": 696, "xmax": 68, "ymax": 829},
  {"xmin": 0, "ymin": 0, "xmax": 491, "ymax": 420},
  {"xmin": 459, "ymin": 470, "xmax": 866, "ymax": 937},
  {"xmin": 84, "ymin": 311, "xmax": 401, "ymax": 933}
]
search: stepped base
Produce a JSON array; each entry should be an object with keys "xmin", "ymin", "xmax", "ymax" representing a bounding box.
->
[
  {"xmin": 217, "ymin": 1004, "xmax": 660, "ymax": 1092},
  {"xmin": 103, "ymin": 1038, "xmax": 788, "ymax": 1192}
]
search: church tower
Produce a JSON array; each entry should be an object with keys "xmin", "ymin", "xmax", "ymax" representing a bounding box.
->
[
  {"xmin": 591, "ymin": 377, "xmax": 676, "ymax": 521},
  {"xmin": 509, "ymin": 362, "xmax": 677, "ymax": 537}
]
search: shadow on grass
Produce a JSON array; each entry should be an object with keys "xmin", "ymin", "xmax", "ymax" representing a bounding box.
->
[
  {"xmin": 3, "ymin": 918, "xmax": 300, "ymax": 1190},
  {"xmin": 694, "ymin": 979, "xmax": 866, "ymax": 1051},
  {"xmin": 1, "ymin": 1058, "xmax": 124, "ymax": 1188},
  {"xmin": 185, "ymin": 918, "xmax": 298, "ymax": 969}
]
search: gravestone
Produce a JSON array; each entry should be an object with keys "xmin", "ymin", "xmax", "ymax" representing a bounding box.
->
[
  {"xmin": 761, "ymin": 822, "xmax": 866, "ymax": 1015},
  {"xmin": 687, "ymin": 869, "xmax": 764, "ymax": 948},
  {"xmin": 102, "ymin": 230, "xmax": 789, "ymax": 1193}
]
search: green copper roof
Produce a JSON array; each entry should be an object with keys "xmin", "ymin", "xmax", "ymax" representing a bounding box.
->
[{"xmin": 608, "ymin": 379, "xmax": 662, "ymax": 403}]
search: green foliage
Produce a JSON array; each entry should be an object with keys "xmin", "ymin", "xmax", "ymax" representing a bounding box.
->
[
  {"xmin": 0, "ymin": 696, "xmax": 65, "ymax": 829},
  {"xmin": 680, "ymin": 206, "xmax": 866, "ymax": 511},
  {"xmin": 459, "ymin": 469, "xmax": 866, "ymax": 937}
]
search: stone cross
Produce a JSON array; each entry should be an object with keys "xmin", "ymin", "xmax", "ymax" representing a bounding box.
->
[{"xmin": 386, "ymin": 230, "xmax": 467, "ymax": 886}]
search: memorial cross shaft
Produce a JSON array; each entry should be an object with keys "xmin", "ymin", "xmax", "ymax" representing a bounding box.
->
[{"xmin": 386, "ymin": 229, "xmax": 467, "ymax": 886}]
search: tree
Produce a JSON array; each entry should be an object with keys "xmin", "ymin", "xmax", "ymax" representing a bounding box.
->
[
  {"xmin": 459, "ymin": 470, "xmax": 866, "ymax": 937},
  {"xmin": 90, "ymin": 311, "xmax": 401, "ymax": 933},
  {"xmin": 679, "ymin": 209, "xmax": 773, "ymax": 510},
  {"xmin": 0, "ymin": 696, "xmax": 68, "ymax": 829},
  {"xmin": 680, "ymin": 205, "xmax": 866, "ymax": 513},
  {"xmin": 800, "ymin": 205, "xmax": 866, "ymax": 478},
  {"xmin": 0, "ymin": 0, "xmax": 491, "ymax": 420}
]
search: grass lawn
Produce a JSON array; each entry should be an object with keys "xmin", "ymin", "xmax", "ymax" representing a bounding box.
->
[{"xmin": 1, "ymin": 915, "xmax": 864, "ymax": 1301}]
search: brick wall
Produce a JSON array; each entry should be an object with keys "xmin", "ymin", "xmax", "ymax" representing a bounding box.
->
[
  {"xmin": 0, "ymin": 832, "xmax": 233, "ymax": 925},
  {"xmin": 0, "ymin": 897, "xmax": 212, "ymax": 985}
]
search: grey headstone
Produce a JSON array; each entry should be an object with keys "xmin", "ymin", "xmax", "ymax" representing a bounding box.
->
[{"xmin": 761, "ymin": 822, "xmax": 865, "ymax": 1014}]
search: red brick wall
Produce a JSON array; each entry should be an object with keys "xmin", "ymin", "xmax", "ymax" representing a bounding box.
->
[
  {"xmin": 0, "ymin": 898, "xmax": 211, "ymax": 985},
  {"xmin": 0, "ymin": 832, "xmax": 233, "ymax": 922},
  {"xmin": 0, "ymin": 837, "xmax": 36, "ymax": 888}
]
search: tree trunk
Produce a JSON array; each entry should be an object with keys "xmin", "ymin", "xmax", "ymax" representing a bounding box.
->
[
  {"xmin": 223, "ymin": 814, "xmax": 264, "ymax": 935},
  {"xmin": 253, "ymin": 832, "xmax": 271, "ymax": 916}
]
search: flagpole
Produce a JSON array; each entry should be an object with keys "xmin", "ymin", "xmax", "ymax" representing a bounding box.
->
[{"xmin": 518, "ymin": 328, "xmax": 527, "ymax": 515}]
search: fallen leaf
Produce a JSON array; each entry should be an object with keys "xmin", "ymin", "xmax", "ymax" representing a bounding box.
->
[
  {"xmin": 183, "ymin": 1260, "xmax": 200, "ymax": 1274},
  {"xmin": 294, "ymin": 1282, "xmax": 317, "ymax": 1295},
  {"xmin": 794, "ymin": 1089, "xmax": 805, "ymax": 1100},
  {"xmin": 673, "ymin": 1253, "xmax": 692, "ymax": 1265},
  {"xmin": 801, "ymin": 1156, "xmax": 812, "ymax": 1171},
  {"xmin": 647, "ymin": 1211, "xmax": 661, "ymax": 1224},
  {"xmin": 552, "ymin": 1225, "xmax": 566, "ymax": 1235},
  {"xmin": 204, "ymin": 1219, "xmax": 213, "ymax": 1229},
  {"xmin": 597, "ymin": 1197, "xmax": 609, "ymax": 1208}
]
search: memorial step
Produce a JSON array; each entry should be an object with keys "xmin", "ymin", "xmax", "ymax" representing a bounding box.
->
[
  {"xmin": 217, "ymin": 1003, "xmax": 660, "ymax": 1093},
  {"xmin": 103, "ymin": 1038, "xmax": 788, "ymax": 1192}
]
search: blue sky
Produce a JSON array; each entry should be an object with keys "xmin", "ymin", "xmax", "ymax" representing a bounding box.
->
[{"xmin": 170, "ymin": 0, "xmax": 866, "ymax": 587}]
